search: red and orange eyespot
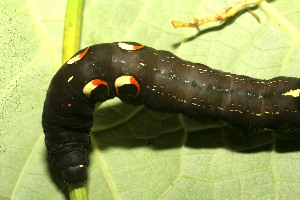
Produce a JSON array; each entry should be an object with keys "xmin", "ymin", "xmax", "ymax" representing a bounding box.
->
[
  {"xmin": 83, "ymin": 79, "xmax": 110, "ymax": 101},
  {"xmin": 114, "ymin": 75, "xmax": 140, "ymax": 98}
]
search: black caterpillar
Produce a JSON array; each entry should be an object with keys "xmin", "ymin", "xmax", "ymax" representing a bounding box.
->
[{"xmin": 42, "ymin": 42, "xmax": 300, "ymax": 184}]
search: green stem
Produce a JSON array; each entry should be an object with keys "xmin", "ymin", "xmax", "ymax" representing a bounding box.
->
[
  {"xmin": 68, "ymin": 183, "xmax": 88, "ymax": 200},
  {"xmin": 62, "ymin": 0, "xmax": 87, "ymax": 199},
  {"xmin": 62, "ymin": 0, "xmax": 85, "ymax": 63}
]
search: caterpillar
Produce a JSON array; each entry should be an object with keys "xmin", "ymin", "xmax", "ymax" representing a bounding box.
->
[{"xmin": 42, "ymin": 42, "xmax": 300, "ymax": 184}]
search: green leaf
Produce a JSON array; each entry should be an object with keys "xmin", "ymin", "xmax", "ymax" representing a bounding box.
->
[{"xmin": 1, "ymin": 0, "xmax": 300, "ymax": 199}]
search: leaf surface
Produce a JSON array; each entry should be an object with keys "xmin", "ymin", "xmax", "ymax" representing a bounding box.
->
[{"xmin": 1, "ymin": 0, "xmax": 300, "ymax": 199}]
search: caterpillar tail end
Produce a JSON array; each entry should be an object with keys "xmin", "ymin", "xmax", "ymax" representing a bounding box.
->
[{"xmin": 62, "ymin": 165, "xmax": 87, "ymax": 184}]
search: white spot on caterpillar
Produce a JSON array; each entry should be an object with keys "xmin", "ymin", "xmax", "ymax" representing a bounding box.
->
[
  {"xmin": 115, "ymin": 76, "xmax": 132, "ymax": 87},
  {"xmin": 229, "ymin": 109, "xmax": 243, "ymax": 113},
  {"xmin": 218, "ymin": 107, "xmax": 224, "ymax": 111},
  {"xmin": 282, "ymin": 89, "xmax": 300, "ymax": 97},
  {"xmin": 67, "ymin": 47, "xmax": 89, "ymax": 64},
  {"xmin": 68, "ymin": 76, "xmax": 74, "ymax": 82},
  {"xmin": 118, "ymin": 42, "xmax": 144, "ymax": 50}
]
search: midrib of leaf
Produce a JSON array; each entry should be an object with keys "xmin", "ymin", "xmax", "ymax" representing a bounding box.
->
[
  {"xmin": 260, "ymin": 1, "xmax": 300, "ymax": 42},
  {"xmin": 260, "ymin": 1, "xmax": 300, "ymax": 75},
  {"xmin": 10, "ymin": 135, "xmax": 45, "ymax": 198}
]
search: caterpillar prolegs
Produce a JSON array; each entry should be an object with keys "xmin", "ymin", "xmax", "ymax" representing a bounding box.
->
[{"xmin": 42, "ymin": 42, "xmax": 300, "ymax": 184}]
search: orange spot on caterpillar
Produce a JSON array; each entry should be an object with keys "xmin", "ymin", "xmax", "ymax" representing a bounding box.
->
[
  {"xmin": 130, "ymin": 76, "xmax": 140, "ymax": 97},
  {"xmin": 132, "ymin": 45, "xmax": 144, "ymax": 50},
  {"xmin": 79, "ymin": 47, "xmax": 89, "ymax": 59},
  {"xmin": 118, "ymin": 42, "xmax": 144, "ymax": 51},
  {"xmin": 92, "ymin": 79, "xmax": 108, "ymax": 87},
  {"xmin": 67, "ymin": 103, "xmax": 72, "ymax": 107},
  {"xmin": 67, "ymin": 47, "xmax": 90, "ymax": 64}
]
